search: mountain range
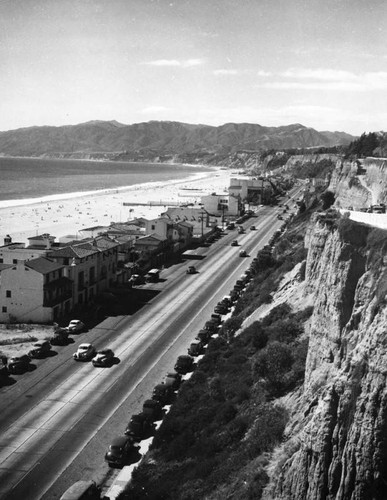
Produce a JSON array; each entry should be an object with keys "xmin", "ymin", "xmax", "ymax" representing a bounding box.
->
[{"xmin": 0, "ymin": 121, "xmax": 355, "ymax": 158}]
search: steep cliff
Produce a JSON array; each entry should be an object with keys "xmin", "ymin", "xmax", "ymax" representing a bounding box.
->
[
  {"xmin": 330, "ymin": 157, "xmax": 387, "ymax": 209},
  {"xmin": 265, "ymin": 215, "xmax": 387, "ymax": 500}
]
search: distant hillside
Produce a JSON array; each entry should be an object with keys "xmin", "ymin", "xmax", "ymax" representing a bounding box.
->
[{"xmin": 0, "ymin": 121, "xmax": 355, "ymax": 159}]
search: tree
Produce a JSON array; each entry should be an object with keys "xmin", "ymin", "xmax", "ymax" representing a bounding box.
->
[{"xmin": 321, "ymin": 190, "xmax": 335, "ymax": 210}]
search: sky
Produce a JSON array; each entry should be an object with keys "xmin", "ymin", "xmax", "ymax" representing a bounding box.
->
[{"xmin": 1, "ymin": 0, "xmax": 387, "ymax": 135}]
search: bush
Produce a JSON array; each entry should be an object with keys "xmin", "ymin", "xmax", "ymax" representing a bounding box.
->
[
  {"xmin": 261, "ymin": 303, "xmax": 291, "ymax": 326},
  {"xmin": 240, "ymin": 321, "xmax": 268, "ymax": 350},
  {"xmin": 264, "ymin": 318, "xmax": 303, "ymax": 344},
  {"xmin": 253, "ymin": 342, "xmax": 293, "ymax": 395},
  {"xmin": 246, "ymin": 403, "xmax": 288, "ymax": 456},
  {"xmin": 219, "ymin": 315, "xmax": 244, "ymax": 341}
]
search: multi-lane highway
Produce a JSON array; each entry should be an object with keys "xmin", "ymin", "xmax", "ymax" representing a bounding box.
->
[{"xmin": 0, "ymin": 199, "xmax": 298, "ymax": 499}]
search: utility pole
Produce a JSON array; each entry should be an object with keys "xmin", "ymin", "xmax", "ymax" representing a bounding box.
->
[{"xmin": 200, "ymin": 210, "xmax": 205, "ymax": 238}]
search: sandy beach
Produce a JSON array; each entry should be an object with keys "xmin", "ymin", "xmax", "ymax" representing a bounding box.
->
[{"xmin": 0, "ymin": 167, "xmax": 233, "ymax": 245}]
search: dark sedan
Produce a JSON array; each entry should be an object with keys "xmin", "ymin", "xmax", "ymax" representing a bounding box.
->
[
  {"xmin": 105, "ymin": 436, "xmax": 134, "ymax": 467},
  {"xmin": 125, "ymin": 413, "xmax": 155, "ymax": 441},
  {"xmin": 28, "ymin": 340, "xmax": 52, "ymax": 358},
  {"xmin": 8, "ymin": 355, "xmax": 31, "ymax": 374},
  {"xmin": 92, "ymin": 348, "xmax": 115, "ymax": 367}
]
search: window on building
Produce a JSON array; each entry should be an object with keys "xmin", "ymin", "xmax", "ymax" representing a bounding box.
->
[
  {"xmin": 151, "ymin": 224, "xmax": 156, "ymax": 230},
  {"xmin": 0, "ymin": 258, "xmax": 3, "ymax": 263},
  {"xmin": 2, "ymin": 306, "xmax": 7, "ymax": 313},
  {"xmin": 6, "ymin": 290, "xmax": 11, "ymax": 298},
  {"xmin": 12, "ymin": 259, "xmax": 17, "ymax": 264}
]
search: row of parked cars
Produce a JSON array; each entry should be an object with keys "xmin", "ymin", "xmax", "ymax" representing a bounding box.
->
[
  {"xmin": 103, "ymin": 310, "xmax": 230, "ymax": 468},
  {"xmin": 0, "ymin": 320, "xmax": 87, "ymax": 380}
]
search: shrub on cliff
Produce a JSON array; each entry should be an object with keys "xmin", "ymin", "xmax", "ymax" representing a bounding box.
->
[{"xmin": 321, "ymin": 190, "xmax": 335, "ymax": 209}]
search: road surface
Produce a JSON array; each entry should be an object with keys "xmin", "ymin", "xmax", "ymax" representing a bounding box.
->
[{"xmin": 0, "ymin": 198, "xmax": 299, "ymax": 499}]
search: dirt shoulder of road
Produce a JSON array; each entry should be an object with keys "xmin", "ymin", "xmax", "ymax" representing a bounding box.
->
[{"xmin": 0, "ymin": 324, "xmax": 55, "ymax": 358}]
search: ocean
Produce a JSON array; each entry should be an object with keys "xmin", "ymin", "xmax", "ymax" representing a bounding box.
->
[{"xmin": 0, "ymin": 157, "xmax": 212, "ymax": 203}]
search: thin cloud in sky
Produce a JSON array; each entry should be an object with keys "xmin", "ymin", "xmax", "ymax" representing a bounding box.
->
[
  {"xmin": 142, "ymin": 58, "xmax": 205, "ymax": 68},
  {"xmin": 213, "ymin": 69, "xmax": 272, "ymax": 77},
  {"xmin": 256, "ymin": 69, "xmax": 387, "ymax": 92},
  {"xmin": 281, "ymin": 68, "xmax": 356, "ymax": 81}
]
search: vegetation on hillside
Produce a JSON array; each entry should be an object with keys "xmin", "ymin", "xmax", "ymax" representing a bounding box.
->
[
  {"xmin": 344, "ymin": 132, "xmax": 383, "ymax": 158},
  {"xmin": 287, "ymin": 158, "xmax": 336, "ymax": 179},
  {"xmin": 123, "ymin": 305, "xmax": 311, "ymax": 500},
  {"xmin": 119, "ymin": 205, "xmax": 318, "ymax": 500}
]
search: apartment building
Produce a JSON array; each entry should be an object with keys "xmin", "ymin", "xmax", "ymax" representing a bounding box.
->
[{"xmin": 0, "ymin": 257, "xmax": 71, "ymax": 323}]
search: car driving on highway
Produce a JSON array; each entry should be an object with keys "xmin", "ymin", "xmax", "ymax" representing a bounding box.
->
[
  {"xmin": 73, "ymin": 343, "xmax": 96, "ymax": 361},
  {"xmin": 92, "ymin": 348, "xmax": 115, "ymax": 367}
]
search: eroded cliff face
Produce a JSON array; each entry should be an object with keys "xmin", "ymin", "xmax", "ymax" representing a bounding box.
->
[
  {"xmin": 266, "ymin": 216, "xmax": 387, "ymax": 500},
  {"xmin": 330, "ymin": 157, "xmax": 387, "ymax": 209}
]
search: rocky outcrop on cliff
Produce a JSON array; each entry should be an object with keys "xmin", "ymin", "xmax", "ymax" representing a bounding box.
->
[
  {"xmin": 330, "ymin": 157, "xmax": 387, "ymax": 209},
  {"xmin": 265, "ymin": 215, "xmax": 387, "ymax": 500}
]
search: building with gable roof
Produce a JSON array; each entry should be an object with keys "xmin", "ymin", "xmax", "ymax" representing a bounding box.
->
[
  {"xmin": 47, "ymin": 235, "xmax": 119, "ymax": 307},
  {"xmin": 162, "ymin": 206, "xmax": 216, "ymax": 242},
  {"xmin": 0, "ymin": 256, "xmax": 71, "ymax": 323}
]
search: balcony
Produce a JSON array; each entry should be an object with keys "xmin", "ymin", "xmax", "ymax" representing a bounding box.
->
[{"xmin": 43, "ymin": 277, "xmax": 73, "ymax": 307}]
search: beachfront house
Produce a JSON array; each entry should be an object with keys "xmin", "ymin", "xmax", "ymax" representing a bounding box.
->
[
  {"xmin": 228, "ymin": 177, "xmax": 274, "ymax": 205},
  {"xmin": 0, "ymin": 257, "xmax": 72, "ymax": 323},
  {"xmin": 200, "ymin": 193, "xmax": 241, "ymax": 217}
]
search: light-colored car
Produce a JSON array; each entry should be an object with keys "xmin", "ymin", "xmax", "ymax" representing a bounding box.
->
[
  {"xmin": 73, "ymin": 343, "xmax": 96, "ymax": 361},
  {"xmin": 92, "ymin": 349, "xmax": 115, "ymax": 367},
  {"xmin": 239, "ymin": 249, "xmax": 247, "ymax": 257},
  {"xmin": 67, "ymin": 319, "xmax": 85, "ymax": 333}
]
